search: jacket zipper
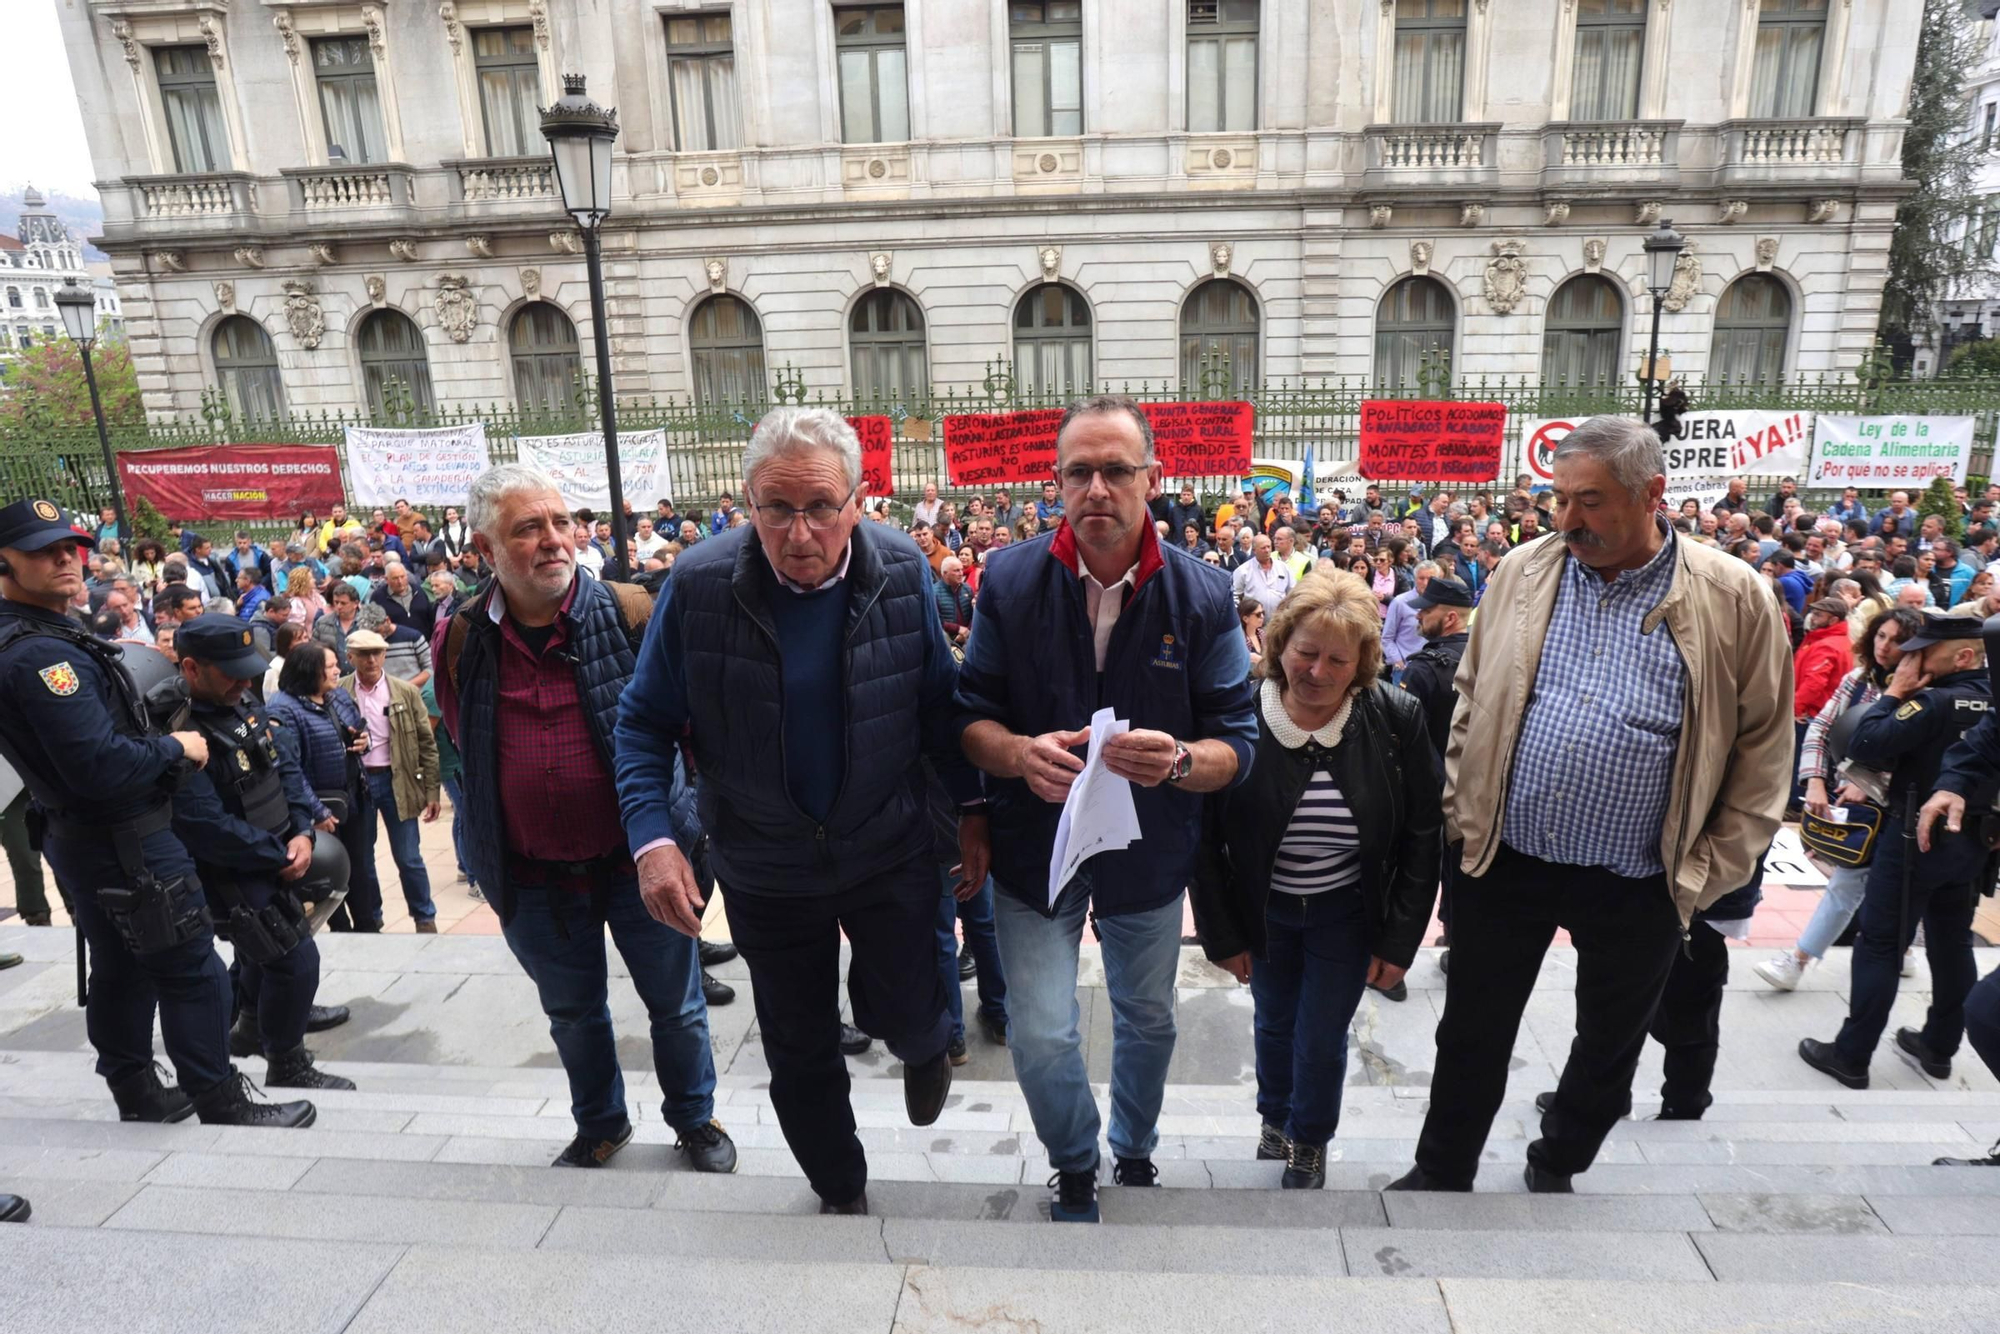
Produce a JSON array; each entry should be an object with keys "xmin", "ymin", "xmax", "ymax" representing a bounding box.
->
[
  {"xmin": 1657, "ymin": 592, "xmax": 1698, "ymax": 949},
  {"xmin": 734, "ymin": 580, "xmax": 841, "ymax": 867}
]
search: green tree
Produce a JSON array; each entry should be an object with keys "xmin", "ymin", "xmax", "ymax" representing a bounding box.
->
[
  {"xmin": 1917, "ymin": 474, "xmax": 1964, "ymax": 541},
  {"xmin": 1946, "ymin": 336, "xmax": 2000, "ymax": 377},
  {"xmin": 0, "ymin": 335, "xmax": 143, "ymax": 428},
  {"xmin": 1880, "ymin": 0, "xmax": 1983, "ymax": 351}
]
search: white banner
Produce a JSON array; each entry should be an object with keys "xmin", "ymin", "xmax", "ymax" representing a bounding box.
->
[
  {"xmin": 516, "ymin": 429, "xmax": 674, "ymax": 513},
  {"xmin": 1807, "ymin": 415, "xmax": 1975, "ymax": 489},
  {"xmin": 1516, "ymin": 411, "xmax": 1815, "ymax": 482},
  {"xmin": 344, "ymin": 424, "xmax": 491, "ymax": 507}
]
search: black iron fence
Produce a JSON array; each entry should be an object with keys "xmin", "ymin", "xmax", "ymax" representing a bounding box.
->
[{"xmin": 7, "ymin": 363, "xmax": 2000, "ymax": 539}]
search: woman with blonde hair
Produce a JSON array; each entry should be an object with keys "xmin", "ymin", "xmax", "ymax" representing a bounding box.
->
[
  {"xmin": 285, "ymin": 564, "xmax": 327, "ymax": 627},
  {"xmin": 1191, "ymin": 569, "xmax": 1442, "ymax": 1190}
]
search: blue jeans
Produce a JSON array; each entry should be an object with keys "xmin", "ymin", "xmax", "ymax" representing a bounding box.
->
[
  {"xmin": 1796, "ymin": 863, "xmax": 1868, "ymax": 959},
  {"xmin": 938, "ymin": 872, "xmax": 1007, "ymax": 1043},
  {"xmin": 441, "ymin": 774, "xmax": 472, "ymax": 884},
  {"xmin": 1249, "ymin": 889, "xmax": 1371, "ymax": 1147},
  {"xmin": 499, "ymin": 874, "xmax": 716, "ymax": 1136},
  {"xmin": 361, "ymin": 768, "xmax": 435, "ymax": 922},
  {"xmin": 992, "ymin": 877, "xmax": 1183, "ymax": 1172}
]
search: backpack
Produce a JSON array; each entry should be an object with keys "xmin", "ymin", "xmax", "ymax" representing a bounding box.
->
[{"xmin": 443, "ymin": 579, "xmax": 654, "ymax": 691}]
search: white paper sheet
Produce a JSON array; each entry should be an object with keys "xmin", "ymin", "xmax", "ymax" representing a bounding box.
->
[{"xmin": 1046, "ymin": 707, "xmax": 1144, "ymax": 906}]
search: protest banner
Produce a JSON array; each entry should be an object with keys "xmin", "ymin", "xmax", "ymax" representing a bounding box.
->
[
  {"xmin": 1807, "ymin": 415, "xmax": 1975, "ymax": 488},
  {"xmin": 941, "ymin": 402, "xmax": 1253, "ymax": 486},
  {"xmin": 1517, "ymin": 410, "xmax": 1816, "ymax": 482},
  {"xmin": 848, "ymin": 415, "xmax": 895, "ymax": 498},
  {"xmin": 116, "ymin": 444, "xmax": 345, "ymax": 522},
  {"xmin": 1358, "ymin": 401, "xmax": 1507, "ymax": 482},
  {"xmin": 515, "ymin": 429, "xmax": 673, "ymax": 513},
  {"xmin": 344, "ymin": 423, "xmax": 491, "ymax": 506}
]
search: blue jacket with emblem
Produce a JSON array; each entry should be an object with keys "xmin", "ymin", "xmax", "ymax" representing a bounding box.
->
[
  {"xmin": 447, "ymin": 574, "xmax": 700, "ymax": 924},
  {"xmin": 615, "ymin": 522, "xmax": 974, "ymax": 895},
  {"xmin": 956, "ymin": 522, "xmax": 1258, "ymax": 918}
]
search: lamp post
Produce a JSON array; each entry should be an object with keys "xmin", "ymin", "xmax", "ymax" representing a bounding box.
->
[
  {"xmin": 1640, "ymin": 219, "xmax": 1685, "ymax": 426},
  {"xmin": 54, "ymin": 278, "xmax": 125, "ymax": 543},
  {"xmin": 540, "ymin": 73, "xmax": 630, "ymax": 580}
]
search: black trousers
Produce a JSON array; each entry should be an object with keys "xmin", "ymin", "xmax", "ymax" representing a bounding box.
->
[
  {"xmin": 326, "ymin": 781, "xmax": 383, "ymax": 932},
  {"xmin": 1414, "ymin": 843, "xmax": 1683, "ymax": 1184},
  {"xmin": 224, "ymin": 878, "xmax": 322, "ymax": 1057},
  {"xmin": 1966, "ymin": 963, "xmax": 2000, "ymax": 1086},
  {"xmin": 721, "ymin": 855, "xmax": 950, "ymax": 1206},
  {"xmin": 1649, "ymin": 921, "xmax": 1730, "ymax": 1117},
  {"xmin": 1834, "ymin": 820, "xmax": 1978, "ymax": 1066}
]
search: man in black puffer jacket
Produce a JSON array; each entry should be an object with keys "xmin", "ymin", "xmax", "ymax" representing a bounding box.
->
[{"xmin": 616, "ymin": 408, "xmax": 985, "ymax": 1217}]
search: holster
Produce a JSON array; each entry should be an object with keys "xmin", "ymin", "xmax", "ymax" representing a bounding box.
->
[
  {"xmin": 50, "ymin": 806, "xmax": 211, "ymax": 958},
  {"xmin": 208, "ymin": 878, "xmax": 307, "ymax": 966}
]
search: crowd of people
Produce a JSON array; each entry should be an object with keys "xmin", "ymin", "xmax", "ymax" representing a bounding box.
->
[{"xmin": 3, "ymin": 399, "xmax": 2000, "ymax": 1236}]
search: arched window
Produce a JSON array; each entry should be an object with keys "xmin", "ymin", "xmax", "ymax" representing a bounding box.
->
[
  {"xmin": 1374, "ymin": 275, "xmax": 1455, "ymax": 387},
  {"xmin": 509, "ymin": 302, "xmax": 582, "ymax": 413},
  {"xmin": 1541, "ymin": 275, "xmax": 1624, "ymax": 387},
  {"xmin": 688, "ymin": 294, "xmax": 766, "ymax": 405},
  {"xmin": 1013, "ymin": 285, "xmax": 1093, "ymax": 396},
  {"xmin": 4, "ymin": 288, "xmax": 18, "ymax": 310},
  {"xmin": 212, "ymin": 316, "xmax": 285, "ymax": 420},
  {"xmin": 1179, "ymin": 279, "xmax": 1258, "ymax": 393},
  {"xmin": 849, "ymin": 289, "xmax": 927, "ymax": 401},
  {"xmin": 1709, "ymin": 274, "xmax": 1791, "ymax": 385},
  {"xmin": 31, "ymin": 289, "xmax": 49, "ymax": 310},
  {"xmin": 356, "ymin": 308, "xmax": 435, "ymax": 416}
]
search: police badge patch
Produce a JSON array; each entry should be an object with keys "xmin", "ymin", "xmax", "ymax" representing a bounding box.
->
[
  {"xmin": 37, "ymin": 662, "xmax": 79, "ymax": 696},
  {"xmin": 1896, "ymin": 700, "xmax": 1923, "ymax": 721}
]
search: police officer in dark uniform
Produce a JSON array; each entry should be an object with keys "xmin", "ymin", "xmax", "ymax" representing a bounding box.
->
[
  {"xmin": 172, "ymin": 614, "xmax": 355, "ymax": 1091},
  {"xmin": 1401, "ymin": 575, "xmax": 1470, "ymax": 975},
  {"xmin": 0, "ymin": 498, "xmax": 312, "ymax": 1127},
  {"xmin": 1801, "ymin": 609, "xmax": 1994, "ymax": 1089},
  {"xmin": 1915, "ymin": 620, "xmax": 2000, "ymax": 1167}
]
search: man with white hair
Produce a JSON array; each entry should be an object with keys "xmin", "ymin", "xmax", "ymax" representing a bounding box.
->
[
  {"xmin": 435, "ymin": 463, "xmax": 734, "ymax": 1175},
  {"xmin": 616, "ymin": 407, "xmax": 985, "ymax": 1216}
]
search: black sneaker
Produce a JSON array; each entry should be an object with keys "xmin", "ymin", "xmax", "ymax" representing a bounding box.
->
[
  {"xmin": 1534, "ymin": 1091, "xmax": 1554, "ymax": 1116},
  {"xmin": 820, "ymin": 1189, "xmax": 868, "ymax": 1215},
  {"xmin": 1438, "ymin": 949, "xmax": 1450, "ymax": 976},
  {"xmin": 1798, "ymin": 1038, "xmax": 1870, "ymax": 1090},
  {"xmin": 227, "ymin": 1008, "xmax": 260, "ymax": 1059},
  {"xmin": 1112, "ymin": 1156, "xmax": 1158, "ymax": 1187},
  {"xmin": 1282, "ymin": 1141, "xmax": 1326, "ymax": 1190},
  {"xmin": 977, "ymin": 1012, "xmax": 1008, "ymax": 1046},
  {"xmin": 0, "ymin": 1193, "xmax": 28, "ymax": 1223},
  {"xmin": 263, "ymin": 1046, "xmax": 357, "ymax": 1091},
  {"xmin": 1369, "ymin": 979, "xmax": 1409, "ymax": 1003},
  {"xmin": 304, "ymin": 1004, "xmax": 351, "ymax": 1033},
  {"xmin": 1257, "ymin": 1123, "xmax": 1291, "ymax": 1161},
  {"xmin": 1935, "ymin": 1141, "xmax": 2000, "ymax": 1167},
  {"xmin": 839, "ymin": 1023, "xmax": 873, "ymax": 1056},
  {"xmin": 698, "ymin": 939, "xmax": 739, "ymax": 966},
  {"xmin": 1895, "ymin": 1027, "xmax": 1951, "ymax": 1080},
  {"xmin": 674, "ymin": 1118, "xmax": 738, "ymax": 1174},
  {"xmin": 192, "ymin": 1071, "xmax": 316, "ymax": 1128},
  {"xmin": 1382, "ymin": 1167, "xmax": 1471, "ymax": 1192},
  {"xmin": 108, "ymin": 1063, "xmax": 195, "ymax": 1124},
  {"xmin": 946, "ymin": 1035, "xmax": 968, "ymax": 1067},
  {"xmin": 554, "ymin": 1118, "xmax": 633, "ymax": 1168},
  {"xmin": 700, "ymin": 970, "xmax": 735, "ymax": 1006},
  {"xmin": 904, "ymin": 1050, "xmax": 952, "ymax": 1126},
  {"xmin": 1048, "ymin": 1168, "xmax": 1100, "ymax": 1222},
  {"xmin": 957, "ymin": 948, "xmax": 977, "ymax": 981},
  {"xmin": 1523, "ymin": 1162, "xmax": 1573, "ymax": 1194}
]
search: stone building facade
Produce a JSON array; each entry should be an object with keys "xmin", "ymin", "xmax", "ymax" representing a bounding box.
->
[
  {"xmin": 1, "ymin": 188, "xmax": 124, "ymax": 373},
  {"xmin": 58, "ymin": 0, "xmax": 1918, "ymax": 421}
]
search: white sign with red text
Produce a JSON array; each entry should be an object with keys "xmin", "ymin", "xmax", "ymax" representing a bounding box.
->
[
  {"xmin": 1517, "ymin": 411, "xmax": 1813, "ymax": 481},
  {"xmin": 1807, "ymin": 415, "xmax": 1974, "ymax": 488}
]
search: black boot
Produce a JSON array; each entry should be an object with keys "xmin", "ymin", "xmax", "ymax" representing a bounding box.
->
[
  {"xmin": 227, "ymin": 1008, "xmax": 260, "ymax": 1059},
  {"xmin": 304, "ymin": 1004, "xmax": 350, "ymax": 1033},
  {"xmin": 192, "ymin": 1071, "xmax": 316, "ymax": 1128},
  {"xmin": 108, "ymin": 1064, "xmax": 195, "ymax": 1124},
  {"xmin": 264, "ymin": 1046, "xmax": 357, "ymax": 1091},
  {"xmin": 1282, "ymin": 1141, "xmax": 1326, "ymax": 1190}
]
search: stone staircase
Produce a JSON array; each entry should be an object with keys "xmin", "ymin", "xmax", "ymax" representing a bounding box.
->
[{"xmin": 1, "ymin": 927, "xmax": 1997, "ymax": 1332}]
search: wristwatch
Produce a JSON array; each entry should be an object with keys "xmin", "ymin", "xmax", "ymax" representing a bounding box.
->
[{"xmin": 1165, "ymin": 742, "xmax": 1194, "ymax": 784}]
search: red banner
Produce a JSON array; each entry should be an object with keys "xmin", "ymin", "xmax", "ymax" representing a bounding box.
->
[
  {"xmin": 846, "ymin": 415, "xmax": 895, "ymax": 499},
  {"xmin": 942, "ymin": 401, "xmax": 1254, "ymax": 486},
  {"xmin": 1358, "ymin": 401, "xmax": 1508, "ymax": 483},
  {"xmin": 118, "ymin": 444, "xmax": 347, "ymax": 522}
]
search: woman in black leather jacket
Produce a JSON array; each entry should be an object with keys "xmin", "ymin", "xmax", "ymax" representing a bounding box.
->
[{"xmin": 1191, "ymin": 569, "xmax": 1442, "ymax": 1190}]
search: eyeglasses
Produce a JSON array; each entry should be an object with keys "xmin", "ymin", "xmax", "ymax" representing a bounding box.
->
[
  {"xmin": 1059, "ymin": 464, "xmax": 1144, "ymax": 491},
  {"xmin": 753, "ymin": 489, "xmax": 856, "ymax": 531}
]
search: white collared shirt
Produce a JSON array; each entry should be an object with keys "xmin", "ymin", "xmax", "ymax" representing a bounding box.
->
[{"xmin": 1082, "ymin": 559, "xmax": 1139, "ymax": 672}]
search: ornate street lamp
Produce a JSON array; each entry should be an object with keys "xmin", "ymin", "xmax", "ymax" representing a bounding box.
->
[
  {"xmin": 540, "ymin": 73, "xmax": 630, "ymax": 579},
  {"xmin": 1640, "ymin": 219, "xmax": 1685, "ymax": 426},
  {"xmin": 54, "ymin": 278, "xmax": 125, "ymax": 543}
]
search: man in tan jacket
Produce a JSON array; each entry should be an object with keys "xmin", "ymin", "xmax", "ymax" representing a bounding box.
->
[
  {"xmin": 341, "ymin": 629, "xmax": 441, "ymax": 932},
  {"xmin": 1388, "ymin": 415, "xmax": 1792, "ymax": 1195}
]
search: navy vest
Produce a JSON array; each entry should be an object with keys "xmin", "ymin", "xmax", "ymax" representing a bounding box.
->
[{"xmin": 673, "ymin": 523, "xmax": 933, "ymax": 893}]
